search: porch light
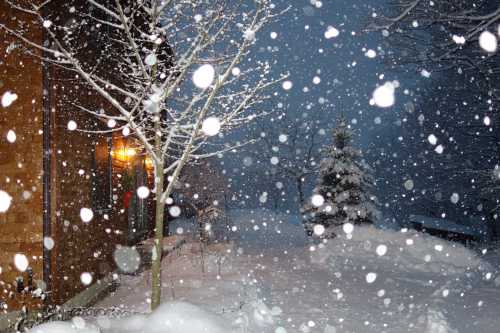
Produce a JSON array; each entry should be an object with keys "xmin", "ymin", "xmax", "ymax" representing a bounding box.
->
[{"xmin": 111, "ymin": 146, "xmax": 137, "ymax": 163}]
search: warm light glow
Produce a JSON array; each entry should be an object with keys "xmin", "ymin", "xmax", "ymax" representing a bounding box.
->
[
  {"xmin": 111, "ymin": 147, "xmax": 137, "ymax": 162},
  {"xmin": 145, "ymin": 157, "xmax": 154, "ymax": 169}
]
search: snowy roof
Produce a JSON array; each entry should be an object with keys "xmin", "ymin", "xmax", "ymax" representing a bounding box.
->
[{"xmin": 409, "ymin": 214, "xmax": 488, "ymax": 240}]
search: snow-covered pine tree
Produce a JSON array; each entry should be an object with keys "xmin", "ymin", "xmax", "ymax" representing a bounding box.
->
[{"xmin": 303, "ymin": 116, "xmax": 380, "ymax": 237}]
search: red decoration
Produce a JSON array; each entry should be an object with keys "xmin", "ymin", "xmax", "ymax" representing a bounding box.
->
[{"xmin": 123, "ymin": 190, "xmax": 133, "ymax": 209}]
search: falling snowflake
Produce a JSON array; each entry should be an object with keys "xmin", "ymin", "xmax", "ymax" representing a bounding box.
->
[
  {"xmin": 313, "ymin": 224, "xmax": 325, "ymax": 236},
  {"xmin": 0, "ymin": 190, "xmax": 12, "ymax": 213},
  {"xmin": 365, "ymin": 49, "xmax": 376, "ymax": 58},
  {"xmin": 107, "ymin": 119, "xmax": 116, "ymax": 128},
  {"xmin": 404, "ymin": 179, "xmax": 414, "ymax": 191},
  {"xmin": 311, "ymin": 194, "xmax": 325, "ymax": 207},
  {"xmin": 67, "ymin": 120, "xmax": 77, "ymax": 131},
  {"xmin": 137, "ymin": 186, "xmax": 150, "ymax": 199},
  {"xmin": 169, "ymin": 205, "xmax": 181, "ymax": 217},
  {"xmin": 420, "ymin": 69, "xmax": 431, "ymax": 78},
  {"xmin": 80, "ymin": 272, "xmax": 93, "ymax": 285},
  {"xmin": 366, "ymin": 272, "xmax": 377, "ymax": 283},
  {"xmin": 80, "ymin": 207, "xmax": 94, "ymax": 223},
  {"xmin": 6, "ymin": 130, "xmax": 16, "ymax": 143},
  {"xmin": 479, "ymin": 31, "xmax": 497, "ymax": 53},
  {"xmin": 483, "ymin": 116, "xmax": 491, "ymax": 126},
  {"xmin": 282, "ymin": 80, "xmax": 293, "ymax": 90},
  {"xmin": 259, "ymin": 192, "xmax": 268, "ymax": 203},
  {"xmin": 372, "ymin": 82, "xmax": 395, "ymax": 108},
  {"xmin": 193, "ymin": 64, "xmax": 215, "ymax": 89},
  {"xmin": 1, "ymin": 91, "xmax": 18, "ymax": 107},
  {"xmin": 44, "ymin": 237, "xmax": 55, "ymax": 251},
  {"xmin": 427, "ymin": 134, "xmax": 438, "ymax": 145},
  {"xmin": 145, "ymin": 54, "xmax": 157, "ymax": 66},
  {"xmin": 113, "ymin": 246, "xmax": 140, "ymax": 273},
  {"xmin": 324, "ymin": 26, "xmax": 339, "ymax": 39},
  {"xmin": 376, "ymin": 244, "xmax": 387, "ymax": 256},
  {"xmin": 202, "ymin": 117, "xmax": 221, "ymax": 136},
  {"xmin": 452, "ymin": 35, "xmax": 466, "ymax": 44},
  {"xmin": 14, "ymin": 254, "xmax": 29, "ymax": 272},
  {"xmin": 343, "ymin": 223, "xmax": 354, "ymax": 234},
  {"xmin": 231, "ymin": 67, "xmax": 241, "ymax": 76}
]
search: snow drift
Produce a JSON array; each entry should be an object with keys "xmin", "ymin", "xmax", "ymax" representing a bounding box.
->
[
  {"xmin": 311, "ymin": 224, "xmax": 490, "ymax": 275},
  {"xmin": 29, "ymin": 302, "xmax": 233, "ymax": 333}
]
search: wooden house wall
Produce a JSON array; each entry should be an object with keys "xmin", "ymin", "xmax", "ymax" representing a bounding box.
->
[
  {"xmin": 0, "ymin": 2, "xmax": 44, "ymax": 312},
  {"xmin": 46, "ymin": 66, "xmax": 132, "ymax": 305},
  {"xmin": 0, "ymin": 1, "xmax": 154, "ymax": 309}
]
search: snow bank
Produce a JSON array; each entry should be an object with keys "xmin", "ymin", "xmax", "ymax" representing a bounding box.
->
[
  {"xmin": 311, "ymin": 225, "xmax": 490, "ymax": 275},
  {"xmin": 30, "ymin": 302, "xmax": 232, "ymax": 333},
  {"xmin": 142, "ymin": 301, "xmax": 231, "ymax": 333},
  {"xmin": 28, "ymin": 321, "xmax": 100, "ymax": 333},
  {"xmin": 103, "ymin": 300, "xmax": 279, "ymax": 333}
]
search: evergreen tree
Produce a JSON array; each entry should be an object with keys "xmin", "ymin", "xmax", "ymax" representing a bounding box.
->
[{"xmin": 303, "ymin": 117, "xmax": 380, "ymax": 237}]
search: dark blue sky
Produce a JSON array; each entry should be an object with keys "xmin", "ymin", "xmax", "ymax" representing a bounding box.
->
[{"xmin": 221, "ymin": 0, "xmax": 433, "ymax": 216}]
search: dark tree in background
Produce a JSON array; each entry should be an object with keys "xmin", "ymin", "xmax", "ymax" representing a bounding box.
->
[
  {"xmin": 303, "ymin": 117, "xmax": 380, "ymax": 237},
  {"xmin": 367, "ymin": 0, "xmax": 500, "ymax": 233},
  {"xmin": 253, "ymin": 112, "xmax": 325, "ymax": 211}
]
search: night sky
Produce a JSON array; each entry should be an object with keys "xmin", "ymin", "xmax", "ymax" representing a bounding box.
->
[{"xmin": 221, "ymin": 0, "xmax": 427, "ymax": 218}]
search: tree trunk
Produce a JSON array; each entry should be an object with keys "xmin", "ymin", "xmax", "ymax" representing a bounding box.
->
[
  {"xmin": 297, "ymin": 177, "xmax": 304, "ymax": 206},
  {"xmin": 151, "ymin": 161, "xmax": 165, "ymax": 310}
]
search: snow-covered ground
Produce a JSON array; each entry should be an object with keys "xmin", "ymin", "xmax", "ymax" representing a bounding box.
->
[{"xmin": 30, "ymin": 210, "xmax": 500, "ymax": 333}]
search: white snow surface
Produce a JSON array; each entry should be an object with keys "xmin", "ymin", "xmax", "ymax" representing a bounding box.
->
[
  {"xmin": 311, "ymin": 224, "xmax": 487, "ymax": 275},
  {"xmin": 30, "ymin": 210, "xmax": 500, "ymax": 333},
  {"xmin": 29, "ymin": 321, "xmax": 100, "ymax": 333}
]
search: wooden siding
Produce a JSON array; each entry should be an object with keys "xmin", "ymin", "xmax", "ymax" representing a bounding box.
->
[{"xmin": 0, "ymin": 2, "xmax": 44, "ymax": 312}]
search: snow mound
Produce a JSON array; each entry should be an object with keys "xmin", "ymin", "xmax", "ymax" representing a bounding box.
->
[
  {"xmin": 30, "ymin": 302, "xmax": 231, "ymax": 333},
  {"xmin": 28, "ymin": 321, "xmax": 100, "ymax": 333},
  {"xmin": 112, "ymin": 301, "xmax": 231, "ymax": 333},
  {"xmin": 311, "ymin": 225, "xmax": 490, "ymax": 275},
  {"xmin": 143, "ymin": 301, "xmax": 231, "ymax": 333}
]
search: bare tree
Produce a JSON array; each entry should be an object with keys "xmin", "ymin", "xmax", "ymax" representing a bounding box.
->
[
  {"xmin": 253, "ymin": 113, "xmax": 324, "ymax": 209},
  {"xmin": 367, "ymin": 0, "xmax": 500, "ymax": 103},
  {"xmin": 2, "ymin": 0, "xmax": 287, "ymax": 309},
  {"xmin": 368, "ymin": 0, "xmax": 500, "ymax": 213}
]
